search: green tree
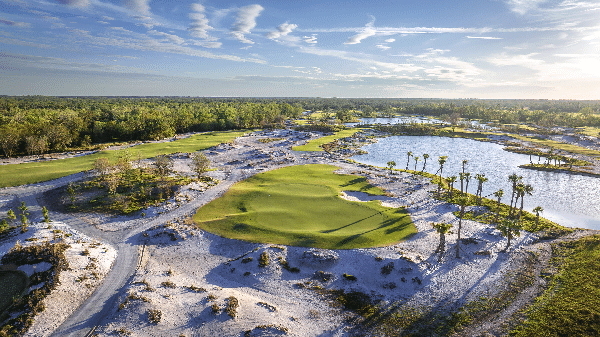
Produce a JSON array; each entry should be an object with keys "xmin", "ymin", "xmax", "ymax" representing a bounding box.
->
[
  {"xmin": 459, "ymin": 172, "xmax": 466, "ymax": 196},
  {"xmin": 42, "ymin": 206, "xmax": 50, "ymax": 223},
  {"xmin": 386, "ymin": 161, "xmax": 396, "ymax": 173},
  {"xmin": 413, "ymin": 156, "xmax": 419, "ymax": 172},
  {"xmin": 447, "ymin": 176, "xmax": 457, "ymax": 200},
  {"xmin": 508, "ymin": 173, "xmax": 522, "ymax": 216},
  {"xmin": 455, "ymin": 196, "xmax": 469, "ymax": 258},
  {"xmin": 7, "ymin": 209, "xmax": 16, "ymax": 227},
  {"xmin": 464, "ymin": 172, "xmax": 471, "ymax": 195},
  {"xmin": 475, "ymin": 174, "xmax": 488, "ymax": 206},
  {"xmin": 497, "ymin": 218, "xmax": 521, "ymax": 251},
  {"xmin": 494, "ymin": 189, "xmax": 504, "ymax": 223},
  {"xmin": 532, "ymin": 206, "xmax": 544, "ymax": 230},
  {"xmin": 190, "ymin": 152, "xmax": 210, "ymax": 178},
  {"xmin": 422, "ymin": 153, "xmax": 429, "ymax": 172},
  {"xmin": 432, "ymin": 222, "xmax": 453, "ymax": 262},
  {"xmin": 518, "ymin": 184, "xmax": 534, "ymax": 220},
  {"xmin": 436, "ymin": 155, "xmax": 448, "ymax": 195},
  {"xmin": 406, "ymin": 151, "xmax": 413, "ymax": 170},
  {"xmin": 462, "ymin": 159, "xmax": 468, "ymax": 174},
  {"xmin": 93, "ymin": 157, "xmax": 112, "ymax": 178},
  {"xmin": 153, "ymin": 154, "xmax": 174, "ymax": 179}
]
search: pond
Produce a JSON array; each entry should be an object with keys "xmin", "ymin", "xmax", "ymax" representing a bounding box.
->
[{"xmin": 352, "ymin": 136, "xmax": 600, "ymax": 230}]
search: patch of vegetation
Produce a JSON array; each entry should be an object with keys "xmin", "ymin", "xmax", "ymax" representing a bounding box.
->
[
  {"xmin": 193, "ymin": 164, "xmax": 415, "ymax": 249},
  {"xmin": 147, "ymin": 309, "xmax": 162, "ymax": 324},
  {"xmin": 226, "ymin": 296, "xmax": 239, "ymax": 318},
  {"xmin": 58, "ymin": 153, "xmax": 201, "ymax": 215},
  {"xmin": 258, "ymin": 138, "xmax": 283, "ymax": 143},
  {"xmin": 0, "ymin": 130, "xmax": 249, "ymax": 188},
  {"xmin": 0, "ymin": 241, "xmax": 70, "ymax": 336},
  {"xmin": 119, "ymin": 292, "xmax": 151, "ymax": 310},
  {"xmin": 293, "ymin": 128, "xmax": 360, "ymax": 151},
  {"xmin": 0, "ymin": 271, "xmax": 29, "ymax": 317},
  {"xmin": 187, "ymin": 285, "xmax": 206, "ymax": 293},
  {"xmin": 244, "ymin": 324, "xmax": 289, "ymax": 337},
  {"xmin": 161, "ymin": 280, "xmax": 176, "ymax": 288},
  {"xmin": 277, "ymin": 257, "xmax": 300, "ymax": 273},
  {"xmin": 510, "ymin": 235, "xmax": 600, "ymax": 336},
  {"xmin": 343, "ymin": 273, "xmax": 357, "ymax": 281},
  {"xmin": 211, "ymin": 303, "xmax": 220, "ymax": 314},
  {"xmin": 258, "ymin": 252, "xmax": 269, "ymax": 268}
]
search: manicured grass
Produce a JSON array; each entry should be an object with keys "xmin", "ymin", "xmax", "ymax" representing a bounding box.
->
[
  {"xmin": 511, "ymin": 235, "xmax": 600, "ymax": 336},
  {"xmin": 0, "ymin": 130, "xmax": 250, "ymax": 188},
  {"xmin": 193, "ymin": 164, "xmax": 415, "ymax": 249},
  {"xmin": 577, "ymin": 126, "xmax": 600, "ymax": 138},
  {"xmin": 293, "ymin": 129, "xmax": 362, "ymax": 151},
  {"xmin": 0, "ymin": 271, "xmax": 29, "ymax": 315},
  {"xmin": 510, "ymin": 134, "xmax": 600, "ymax": 158}
]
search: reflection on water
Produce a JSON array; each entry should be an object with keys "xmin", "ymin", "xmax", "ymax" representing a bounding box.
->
[
  {"xmin": 346, "ymin": 117, "xmax": 442, "ymax": 127},
  {"xmin": 352, "ymin": 136, "xmax": 600, "ymax": 229}
]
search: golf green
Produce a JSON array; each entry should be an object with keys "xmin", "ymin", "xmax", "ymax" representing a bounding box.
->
[{"xmin": 193, "ymin": 164, "xmax": 416, "ymax": 249}]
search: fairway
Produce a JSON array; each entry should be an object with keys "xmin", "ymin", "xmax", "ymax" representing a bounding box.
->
[
  {"xmin": 0, "ymin": 130, "xmax": 251, "ymax": 188},
  {"xmin": 193, "ymin": 164, "xmax": 415, "ymax": 249},
  {"xmin": 293, "ymin": 129, "xmax": 361, "ymax": 151}
]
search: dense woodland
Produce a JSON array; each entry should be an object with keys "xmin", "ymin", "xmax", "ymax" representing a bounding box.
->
[{"xmin": 1, "ymin": 96, "xmax": 600, "ymax": 158}]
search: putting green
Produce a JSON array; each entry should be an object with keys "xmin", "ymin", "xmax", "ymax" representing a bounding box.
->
[{"xmin": 193, "ymin": 164, "xmax": 415, "ymax": 249}]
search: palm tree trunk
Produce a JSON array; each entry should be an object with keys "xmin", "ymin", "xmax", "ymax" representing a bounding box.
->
[
  {"xmin": 518, "ymin": 195, "xmax": 524, "ymax": 220},
  {"xmin": 495, "ymin": 198, "xmax": 501, "ymax": 223}
]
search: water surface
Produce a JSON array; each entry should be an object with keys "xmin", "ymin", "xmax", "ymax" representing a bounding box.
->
[{"xmin": 352, "ymin": 136, "xmax": 600, "ymax": 229}]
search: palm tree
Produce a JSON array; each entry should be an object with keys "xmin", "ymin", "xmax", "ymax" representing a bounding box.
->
[
  {"xmin": 462, "ymin": 159, "xmax": 468, "ymax": 174},
  {"xmin": 436, "ymin": 156, "xmax": 448, "ymax": 195},
  {"xmin": 518, "ymin": 184, "xmax": 534, "ymax": 220},
  {"xmin": 422, "ymin": 153, "xmax": 429, "ymax": 172},
  {"xmin": 447, "ymin": 176, "xmax": 457, "ymax": 200},
  {"xmin": 464, "ymin": 172, "xmax": 471, "ymax": 195},
  {"xmin": 387, "ymin": 161, "xmax": 396, "ymax": 173},
  {"xmin": 512, "ymin": 183, "xmax": 525, "ymax": 218},
  {"xmin": 508, "ymin": 173, "xmax": 522, "ymax": 216},
  {"xmin": 475, "ymin": 174, "xmax": 488, "ymax": 205},
  {"xmin": 497, "ymin": 218, "xmax": 521, "ymax": 251},
  {"xmin": 406, "ymin": 151, "xmax": 413, "ymax": 170},
  {"xmin": 533, "ymin": 206, "xmax": 544, "ymax": 230},
  {"xmin": 413, "ymin": 156, "xmax": 419, "ymax": 172},
  {"xmin": 494, "ymin": 189, "xmax": 504, "ymax": 223},
  {"xmin": 432, "ymin": 222, "xmax": 453, "ymax": 262},
  {"xmin": 456, "ymin": 196, "xmax": 469, "ymax": 258},
  {"xmin": 459, "ymin": 172, "xmax": 465, "ymax": 196}
]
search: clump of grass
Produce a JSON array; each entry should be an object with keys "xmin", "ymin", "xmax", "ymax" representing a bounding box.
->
[
  {"xmin": 226, "ymin": 296, "xmax": 239, "ymax": 318},
  {"xmin": 343, "ymin": 273, "xmax": 357, "ymax": 281},
  {"xmin": 116, "ymin": 327, "xmax": 131, "ymax": 335},
  {"xmin": 381, "ymin": 262, "xmax": 394, "ymax": 275},
  {"xmin": 161, "ymin": 280, "xmax": 176, "ymax": 288},
  {"xmin": 81, "ymin": 248, "xmax": 90, "ymax": 256},
  {"xmin": 187, "ymin": 285, "xmax": 206, "ymax": 293},
  {"xmin": 207, "ymin": 293, "xmax": 217, "ymax": 301},
  {"xmin": 278, "ymin": 257, "xmax": 300, "ymax": 273},
  {"xmin": 258, "ymin": 251, "xmax": 269, "ymax": 268},
  {"xmin": 257, "ymin": 301, "xmax": 277, "ymax": 312},
  {"xmin": 147, "ymin": 309, "xmax": 162, "ymax": 324},
  {"xmin": 211, "ymin": 303, "xmax": 220, "ymax": 314},
  {"xmin": 241, "ymin": 257, "xmax": 253, "ymax": 264}
]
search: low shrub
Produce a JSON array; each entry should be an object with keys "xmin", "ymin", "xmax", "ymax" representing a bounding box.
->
[
  {"xmin": 147, "ymin": 309, "xmax": 162, "ymax": 324},
  {"xmin": 161, "ymin": 280, "xmax": 176, "ymax": 288},
  {"xmin": 258, "ymin": 251, "xmax": 269, "ymax": 268},
  {"xmin": 226, "ymin": 296, "xmax": 239, "ymax": 318}
]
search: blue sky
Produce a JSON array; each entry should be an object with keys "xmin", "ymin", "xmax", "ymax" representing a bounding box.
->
[{"xmin": 1, "ymin": 0, "xmax": 599, "ymax": 98}]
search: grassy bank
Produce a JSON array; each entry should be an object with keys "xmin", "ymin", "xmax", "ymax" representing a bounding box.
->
[
  {"xmin": 193, "ymin": 164, "xmax": 415, "ymax": 249},
  {"xmin": 511, "ymin": 234, "xmax": 600, "ymax": 336},
  {"xmin": 293, "ymin": 129, "xmax": 361, "ymax": 151},
  {"xmin": 0, "ymin": 130, "xmax": 250, "ymax": 188}
]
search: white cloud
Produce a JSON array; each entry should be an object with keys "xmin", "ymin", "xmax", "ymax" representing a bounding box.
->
[
  {"xmin": 466, "ymin": 36, "xmax": 503, "ymax": 40},
  {"xmin": 506, "ymin": 0, "xmax": 549, "ymax": 15},
  {"xmin": 193, "ymin": 40, "xmax": 222, "ymax": 48},
  {"xmin": 303, "ymin": 34, "xmax": 317, "ymax": 44},
  {"xmin": 376, "ymin": 44, "xmax": 391, "ymax": 50},
  {"xmin": 188, "ymin": 3, "xmax": 218, "ymax": 43},
  {"xmin": 102, "ymin": 16, "xmax": 115, "ymax": 21},
  {"xmin": 230, "ymin": 4, "xmax": 264, "ymax": 44},
  {"xmin": 148, "ymin": 29, "xmax": 185, "ymax": 45},
  {"xmin": 55, "ymin": 0, "xmax": 91, "ymax": 7},
  {"xmin": 385, "ymin": 38, "xmax": 395, "ymax": 43},
  {"xmin": 345, "ymin": 18, "xmax": 377, "ymax": 44},
  {"xmin": 123, "ymin": 0, "xmax": 151, "ymax": 16},
  {"xmin": 266, "ymin": 22, "xmax": 298, "ymax": 39},
  {"xmin": 97, "ymin": 21, "xmax": 109, "ymax": 24},
  {"xmin": 0, "ymin": 19, "xmax": 31, "ymax": 28}
]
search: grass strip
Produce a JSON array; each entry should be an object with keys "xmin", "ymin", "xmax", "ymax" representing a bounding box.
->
[
  {"xmin": 193, "ymin": 164, "xmax": 415, "ymax": 249},
  {"xmin": 0, "ymin": 130, "xmax": 250, "ymax": 188},
  {"xmin": 511, "ymin": 235, "xmax": 600, "ymax": 336},
  {"xmin": 293, "ymin": 129, "xmax": 361, "ymax": 151}
]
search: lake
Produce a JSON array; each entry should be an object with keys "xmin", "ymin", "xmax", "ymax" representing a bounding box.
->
[{"xmin": 352, "ymin": 136, "xmax": 600, "ymax": 229}]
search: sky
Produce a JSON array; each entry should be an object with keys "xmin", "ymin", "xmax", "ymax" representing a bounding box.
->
[{"xmin": 1, "ymin": 0, "xmax": 599, "ymax": 98}]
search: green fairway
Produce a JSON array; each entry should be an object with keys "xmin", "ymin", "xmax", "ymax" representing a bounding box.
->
[
  {"xmin": 0, "ymin": 130, "xmax": 251, "ymax": 188},
  {"xmin": 193, "ymin": 164, "xmax": 415, "ymax": 249},
  {"xmin": 293, "ymin": 129, "xmax": 361, "ymax": 151}
]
